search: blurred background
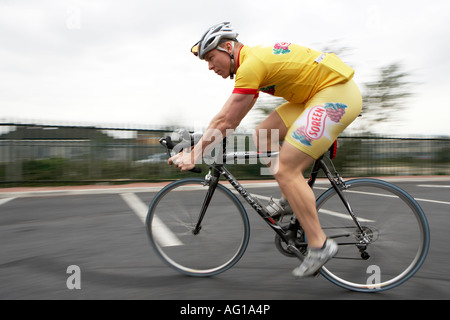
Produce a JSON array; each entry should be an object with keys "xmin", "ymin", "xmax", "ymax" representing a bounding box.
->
[
  {"xmin": 0, "ymin": 121, "xmax": 449, "ymax": 186},
  {"xmin": 1, "ymin": 0, "xmax": 449, "ymax": 186}
]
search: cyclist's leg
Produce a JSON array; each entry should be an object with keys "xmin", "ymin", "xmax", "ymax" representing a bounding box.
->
[
  {"xmin": 253, "ymin": 102, "xmax": 303, "ymax": 176},
  {"xmin": 278, "ymin": 80, "xmax": 362, "ymax": 247},
  {"xmin": 275, "ymin": 144, "xmax": 326, "ymax": 247}
]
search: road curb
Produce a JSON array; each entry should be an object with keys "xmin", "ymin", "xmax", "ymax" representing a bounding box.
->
[{"xmin": 1, "ymin": 176, "xmax": 449, "ymax": 198}]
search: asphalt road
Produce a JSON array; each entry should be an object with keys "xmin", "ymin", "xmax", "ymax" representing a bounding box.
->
[{"xmin": 1, "ymin": 178, "xmax": 449, "ymax": 300}]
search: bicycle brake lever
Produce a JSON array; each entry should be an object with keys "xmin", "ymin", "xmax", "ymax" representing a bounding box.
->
[
  {"xmin": 190, "ymin": 167, "xmax": 202, "ymax": 174},
  {"xmin": 159, "ymin": 138, "xmax": 172, "ymax": 158},
  {"xmin": 160, "ymin": 137, "xmax": 202, "ymax": 174}
]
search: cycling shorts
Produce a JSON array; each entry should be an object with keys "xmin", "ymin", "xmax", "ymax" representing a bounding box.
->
[{"xmin": 276, "ymin": 79, "xmax": 362, "ymax": 159}]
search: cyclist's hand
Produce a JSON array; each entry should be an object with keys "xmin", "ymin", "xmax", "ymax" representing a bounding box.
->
[{"xmin": 168, "ymin": 152, "xmax": 195, "ymax": 172}]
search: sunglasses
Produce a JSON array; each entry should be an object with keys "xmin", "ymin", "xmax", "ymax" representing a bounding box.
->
[{"xmin": 191, "ymin": 42, "xmax": 200, "ymax": 57}]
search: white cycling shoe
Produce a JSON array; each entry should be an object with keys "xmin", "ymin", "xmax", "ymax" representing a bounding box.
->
[{"xmin": 292, "ymin": 238, "xmax": 338, "ymax": 278}]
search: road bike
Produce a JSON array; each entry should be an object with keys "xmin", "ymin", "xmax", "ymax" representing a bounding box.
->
[{"xmin": 146, "ymin": 134, "xmax": 430, "ymax": 292}]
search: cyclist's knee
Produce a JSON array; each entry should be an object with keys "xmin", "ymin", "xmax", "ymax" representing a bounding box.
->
[
  {"xmin": 274, "ymin": 143, "xmax": 314, "ymax": 181},
  {"xmin": 273, "ymin": 164, "xmax": 289, "ymax": 183}
]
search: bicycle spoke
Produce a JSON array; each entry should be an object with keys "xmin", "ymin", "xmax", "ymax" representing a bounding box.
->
[
  {"xmin": 316, "ymin": 179, "xmax": 429, "ymax": 292},
  {"xmin": 147, "ymin": 178, "xmax": 250, "ymax": 276}
]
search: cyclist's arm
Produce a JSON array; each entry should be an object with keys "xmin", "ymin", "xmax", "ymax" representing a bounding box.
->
[
  {"xmin": 169, "ymin": 93, "xmax": 256, "ymax": 171},
  {"xmin": 193, "ymin": 93, "xmax": 257, "ymax": 163}
]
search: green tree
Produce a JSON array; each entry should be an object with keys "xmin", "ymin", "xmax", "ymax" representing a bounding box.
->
[{"xmin": 361, "ymin": 62, "xmax": 413, "ymax": 132}]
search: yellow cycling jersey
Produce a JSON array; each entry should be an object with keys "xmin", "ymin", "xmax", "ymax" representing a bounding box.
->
[{"xmin": 233, "ymin": 43, "xmax": 354, "ymax": 103}]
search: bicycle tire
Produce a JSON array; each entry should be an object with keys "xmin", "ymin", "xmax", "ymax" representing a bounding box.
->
[
  {"xmin": 146, "ymin": 178, "xmax": 250, "ymax": 277},
  {"xmin": 316, "ymin": 178, "xmax": 430, "ymax": 292}
]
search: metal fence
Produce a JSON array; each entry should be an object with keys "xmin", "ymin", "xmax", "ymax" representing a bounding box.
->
[{"xmin": 0, "ymin": 122, "xmax": 449, "ymax": 186}]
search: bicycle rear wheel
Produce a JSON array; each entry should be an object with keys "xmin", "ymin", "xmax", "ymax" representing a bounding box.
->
[
  {"xmin": 316, "ymin": 178, "xmax": 430, "ymax": 292},
  {"xmin": 146, "ymin": 178, "xmax": 250, "ymax": 277}
]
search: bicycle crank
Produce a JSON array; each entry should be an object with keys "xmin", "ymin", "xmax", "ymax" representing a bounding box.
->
[{"xmin": 274, "ymin": 230, "xmax": 308, "ymax": 258}]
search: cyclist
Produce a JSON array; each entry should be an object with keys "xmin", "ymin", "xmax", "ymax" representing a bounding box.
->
[{"xmin": 169, "ymin": 22, "xmax": 362, "ymax": 277}]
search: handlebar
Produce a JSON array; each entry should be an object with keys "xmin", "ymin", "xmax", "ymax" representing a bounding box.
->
[{"xmin": 159, "ymin": 135, "xmax": 202, "ymax": 174}]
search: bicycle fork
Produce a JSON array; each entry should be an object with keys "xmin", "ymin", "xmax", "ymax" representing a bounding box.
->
[{"xmin": 193, "ymin": 169, "xmax": 221, "ymax": 235}]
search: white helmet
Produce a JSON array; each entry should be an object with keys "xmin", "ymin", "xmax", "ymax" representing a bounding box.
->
[{"xmin": 191, "ymin": 22, "xmax": 239, "ymax": 60}]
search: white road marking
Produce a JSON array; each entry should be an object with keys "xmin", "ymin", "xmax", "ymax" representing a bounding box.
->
[
  {"xmin": 0, "ymin": 198, "xmax": 15, "ymax": 206},
  {"xmin": 120, "ymin": 193, "xmax": 183, "ymax": 247},
  {"xmin": 414, "ymin": 197, "xmax": 450, "ymax": 205},
  {"xmin": 318, "ymin": 209, "xmax": 375, "ymax": 223},
  {"xmin": 343, "ymin": 188, "xmax": 450, "ymax": 205},
  {"xmin": 325, "ymin": 188, "xmax": 450, "ymax": 206},
  {"xmin": 417, "ymin": 184, "xmax": 450, "ymax": 188},
  {"xmin": 246, "ymin": 193, "xmax": 374, "ymax": 222}
]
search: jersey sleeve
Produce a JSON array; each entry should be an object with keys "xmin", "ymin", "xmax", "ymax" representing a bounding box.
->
[
  {"xmin": 232, "ymin": 88, "xmax": 259, "ymax": 97},
  {"xmin": 232, "ymin": 56, "xmax": 266, "ymax": 98}
]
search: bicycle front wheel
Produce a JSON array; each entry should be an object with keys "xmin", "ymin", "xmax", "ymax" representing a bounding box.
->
[
  {"xmin": 146, "ymin": 178, "xmax": 250, "ymax": 277},
  {"xmin": 316, "ymin": 178, "xmax": 430, "ymax": 292}
]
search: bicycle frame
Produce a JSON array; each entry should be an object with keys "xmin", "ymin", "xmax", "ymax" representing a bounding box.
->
[
  {"xmin": 153, "ymin": 135, "xmax": 430, "ymax": 291},
  {"xmin": 192, "ymin": 138, "xmax": 366, "ymax": 261}
]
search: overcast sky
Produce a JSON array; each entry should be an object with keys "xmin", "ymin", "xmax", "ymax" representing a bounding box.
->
[{"xmin": 1, "ymin": 0, "xmax": 449, "ymax": 136}]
